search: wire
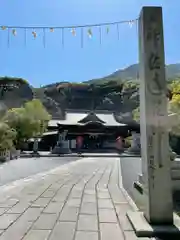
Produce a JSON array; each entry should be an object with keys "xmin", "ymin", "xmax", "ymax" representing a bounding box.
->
[{"xmin": 0, "ymin": 18, "xmax": 138, "ymax": 30}]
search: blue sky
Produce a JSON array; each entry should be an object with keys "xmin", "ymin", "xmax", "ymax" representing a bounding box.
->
[{"xmin": 0, "ymin": 0, "xmax": 179, "ymax": 87}]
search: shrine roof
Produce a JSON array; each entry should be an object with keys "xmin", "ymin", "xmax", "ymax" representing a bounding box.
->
[
  {"xmin": 78, "ymin": 112, "xmax": 105, "ymax": 124},
  {"xmin": 48, "ymin": 110, "xmax": 126, "ymax": 127}
]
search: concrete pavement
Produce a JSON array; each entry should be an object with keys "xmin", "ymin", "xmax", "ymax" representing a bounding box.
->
[
  {"xmin": 0, "ymin": 157, "xmax": 79, "ymax": 186},
  {"xmin": 0, "ymin": 157, "xmax": 153, "ymax": 240}
]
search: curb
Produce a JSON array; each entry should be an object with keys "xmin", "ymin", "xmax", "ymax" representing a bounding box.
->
[
  {"xmin": 118, "ymin": 158, "xmax": 139, "ymax": 211},
  {"xmin": 19, "ymin": 154, "xmax": 121, "ymax": 158},
  {"xmin": 19, "ymin": 154, "xmax": 142, "ymax": 158},
  {"xmin": 120, "ymin": 186, "xmax": 139, "ymax": 211}
]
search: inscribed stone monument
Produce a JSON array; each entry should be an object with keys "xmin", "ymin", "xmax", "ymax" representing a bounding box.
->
[{"xmin": 139, "ymin": 6, "xmax": 173, "ymax": 224}]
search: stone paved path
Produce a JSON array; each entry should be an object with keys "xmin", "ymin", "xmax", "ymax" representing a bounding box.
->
[
  {"xmin": 0, "ymin": 156, "xmax": 79, "ymax": 186},
  {"xmin": 0, "ymin": 157, "xmax": 154, "ymax": 240}
]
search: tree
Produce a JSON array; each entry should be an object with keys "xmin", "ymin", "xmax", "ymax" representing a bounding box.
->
[
  {"xmin": 24, "ymin": 99, "xmax": 51, "ymax": 137},
  {"xmin": 0, "ymin": 77, "xmax": 28, "ymax": 97},
  {"xmin": 3, "ymin": 107, "xmax": 34, "ymax": 148},
  {"xmin": 133, "ymin": 107, "xmax": 140, "ymax": 122},
  {"xmin": 169, "ymin": 80, "xmax": 180, "ymax": 96},
  {"xmin": 132, "ymin": 81, "xmax": 180, "ymax": 125},
  {"xmin": 0, "ymin": 122, "xmax": 16, "ymax": 151},
  {"xmin": 3, "ymin": 99, "xmax": 51, "ymax": 148},
  {"xmin": 168, "ymin": 81, "xmax": 180, "ymax": 135}
]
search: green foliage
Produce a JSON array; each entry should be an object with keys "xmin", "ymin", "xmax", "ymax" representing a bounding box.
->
[
  {"xmin": 0, "ymin": 122, "xmax": 16, "ymax": 151},
  {"xmin": 132, "ymin": 80, "xmax": 180, "ymax": 126},
  {"xmin": 85, "ymin": 76, "xmax": 122, "ymax": 85},
  {"xmin": 131, "ymin": 80, "xmax": 180, "ymax": 136},
  {"xmin": 168, "ymin": 80, "xmax": 180, "ymax": 135},
  {"xmin": 133, "ymin": 107, "xmax": 140, "ymax": 122},
  {"xmin": 24, "ymin": 99, "xmax": 51, "ymax": 136},
  {"xmin": 3, "ymin": 99, "xmax": 51, "ymax": 148},
  {"xmin": 51, "ymin": 79, "xmax": 124, "ymax": 110},
  {"xmin": 0, "ymin": 76, "xmax": 28, "ymax": 85},
  {"xmin": 123, "ymin": 81, "xmax": 139, "ymax": 91},
  {"xmin": 0, "ymin": 76, "xmax": 29, "ymax": 98},
  {"xmin": 169, "ymin": 80, "xmax": 180, "ymax": 95},
  {"xmin": 125, "ymin": 136, "xmax": 132, "ymax": 148},
  {"xmin": 3, "ymin": 107, "xmax": 34, "ymax": 148}
]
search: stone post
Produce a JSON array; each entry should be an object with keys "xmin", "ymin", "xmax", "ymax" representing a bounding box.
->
[
  {"xmin": 128, "ymin": 132, "xmax": 141, "ymax": 154},
  {"xmin": 139, "ymin": 7, "xmax": 173, "ymax": 224},
  {"xmin": 52, "ymin": 130, "xmax": 71, "ymax": 154},
  {"xmin": 57, "ymin": 132, "xmax": 62, "ymax": 145},
  {"xmin": 33, "ymin": 138, "xmax": 39, "ymax": 153}
]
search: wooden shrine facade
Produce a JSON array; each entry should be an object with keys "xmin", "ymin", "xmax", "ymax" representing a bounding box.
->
[{"xmin": 38, "ymin": 110, "xmax": 140, "ymax": 151}]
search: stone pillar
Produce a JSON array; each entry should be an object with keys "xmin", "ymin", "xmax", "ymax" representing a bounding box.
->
[
  {"xmin": 58, "ymin": 132, "xmax": 62, "ymax": 143},
  {"xmin": 62, "ymin": 130, "xmax": 70, "ymax": 150},
  {"xmin": 128, "ymin": 132, "xmax": 141, "ymax": 154},
  {"xmin": 33, "ymin": 138, "xmax": 39, "ymax": 153},
  {"xmin": 32, "ymin": 138, "xmax": 40, "ymax": 156},
  {"xmin": 139, "ymin": 7, "xmax": 173, "ymax": 224},
  {"xmin": 52, "ymin": 130, "xmax": 71, "ymax": 154}
]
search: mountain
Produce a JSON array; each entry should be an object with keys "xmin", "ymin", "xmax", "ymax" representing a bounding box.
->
[
  {"xmin": 108, "ymin": 64, "xmax": 139, "ymax": 80},
  {"xmin": 110, "ymin": 63, "xmax": 180, "ymax": 81},
  {"xmin": 87, "ymin": 63, "xmax": 180, "ymax": 84},
  {"xmin": 0, "ymin": 63, "xmax": 180, "ymax": 119},
  {"xmin": 165, "ymin": 63, "xmax": 180, "ymax": 79}
]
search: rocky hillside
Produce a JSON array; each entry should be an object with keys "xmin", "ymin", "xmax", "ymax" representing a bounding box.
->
[{"xmin": 0, "ymin": 63, "xmax": 180, "ymax": 119}]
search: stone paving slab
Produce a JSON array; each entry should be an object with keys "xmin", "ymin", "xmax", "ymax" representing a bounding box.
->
[
  {"xmin": 0, "ymin": 218, "xmax": 32, "ymax": 240},
  {"xmin": 33, "ymin": 213, "xmax": 58, "ymax": 230},
  {"xmin": 0, "ymin": 157, "xmax": 153, "ymax": 240},
  {"xmin": 0, "ymin": 208, "xmax": 8, "ymax": 216},
  {"xmin": 99, "ymin": 208, "xmax": 117, "ymax": 223},
  {"xmin": 21, "ymin": 207, "xmax": 43, "ymax": 222},
  {"xmin": 100, "ymin": 223, "xmax": 124, "ymax": 240},
  {"xmin": 77, "ymin": 214, "xmax": 98, "ymax": 231},
  {"xmin": 0, "ymin": 213, "xmax": 20, "ymax": 230},
  {"xmin": 80, "ymin": 202, "xmax": 97, "ymax": 215},
  {"xmin": 49, "ymin": 222, "xmax": 76, "ymax": 240},
  {"xmin": 75, "ymin": 231, "xmax": 99, "ymax": 240},
  {"xmin": 59, "ymin": 206, "xmax": 79, "ymax": 222},
  {"xmin": 43, "ymin": 201, "xmax": 64, "ymax": 214},
  {"xmin": 23, "ymin": 229, "xmax": 51, "ymax": 240}
]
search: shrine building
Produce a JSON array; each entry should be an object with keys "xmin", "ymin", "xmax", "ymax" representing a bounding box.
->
[{"xmin": 38, "ymin": 110, "xmax": 140, "ymax": 151}]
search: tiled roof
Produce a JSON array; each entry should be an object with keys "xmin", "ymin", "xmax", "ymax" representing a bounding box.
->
[
  {"xmin": 48, "ymin": 111, "xmax": 126, "ymax": 127},
  {"xmin": 78, "ymin": 112, "xmax": 105, "ymax": 124},
  {"xmin": 96, "ymin": 113, "xmax": 126, "ymax": 126}
]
